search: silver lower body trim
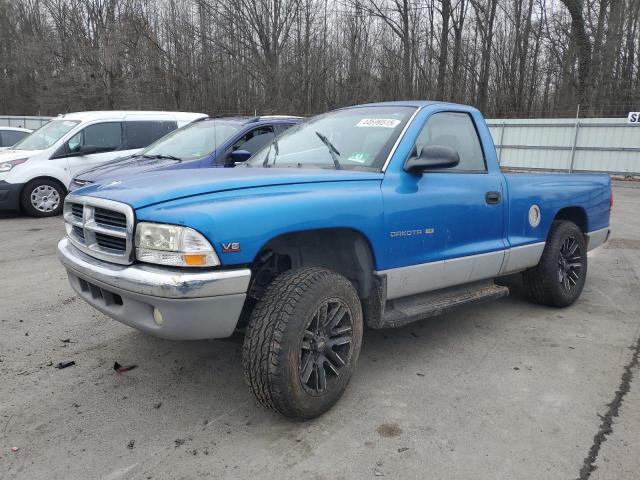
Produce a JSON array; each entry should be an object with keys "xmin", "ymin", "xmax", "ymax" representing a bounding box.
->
[
  {"xmin": 499, "ymin": 242, "xmax": 545, "ymax": 275},
  {"xmin": 586, "ymin": 227, "xmax": 610, "ymax": 251},
  {"xmin": 379, "ymin": 250, "xmax": 506, "ymax": 300},
  {"xmin": 378, "ymin": 242, "xmax": 547, "ymax": 301}
]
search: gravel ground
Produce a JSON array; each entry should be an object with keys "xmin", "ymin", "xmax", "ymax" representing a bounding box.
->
[{"xmin": 1, "ymin": 181, "xmax": 639, "ymax": 480}]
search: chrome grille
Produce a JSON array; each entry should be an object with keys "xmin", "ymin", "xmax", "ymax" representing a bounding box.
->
[
  {"xmin": 72, "ymin": 225, "xmax": 85, "ymax": 242},
  {"xmin": 94, "ymin": 207, "xmax": 127, "ymax": 229},
  {"xmin": 63, "ymin": 196, "xmax": 134, "ymax": 265},
  {"xmin": 71, "ymin": 203, "xmax": 83, "ymax": 221},
  {"xmin": 95, "ymin": 232, "xmax": 127, "ymax": 252}
]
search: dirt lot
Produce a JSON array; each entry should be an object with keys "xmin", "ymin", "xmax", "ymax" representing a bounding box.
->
[{"xmin": 1, "ymin": 181, "xmax": 639, "ymax": 480}]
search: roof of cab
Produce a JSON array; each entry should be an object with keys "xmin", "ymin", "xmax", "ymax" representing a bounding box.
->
[
  {"xmin": 57, "ymin": 111, "xmax": 208, "ymax": 122},
  {"xmin": 198, "ymin": 115, "xmax": 303, "ymax": 125},
  {"xmin": 347, "ymin": 100, "xmax": 477, "ymax": 110}
]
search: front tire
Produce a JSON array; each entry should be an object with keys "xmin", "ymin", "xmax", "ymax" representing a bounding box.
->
[
  {"xmin": 20, "ymin": 179, "xmax": 66, "ymax": 217},
  {"xmin": 242, "ymin": 267, "xmax": 363, "ymax": 419},
  {"xmin": 523, "ymin": 220, "xmax": 587, "ymax": 307}
]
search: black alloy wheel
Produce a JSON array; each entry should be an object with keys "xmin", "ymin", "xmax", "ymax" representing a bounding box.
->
[{"xmin": 299, "ymin": 299, "xmax": 354, "ymax": 395}]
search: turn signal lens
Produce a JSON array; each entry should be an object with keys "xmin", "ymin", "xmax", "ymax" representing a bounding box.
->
[{"xmin": 184, "ymin": 254, "xmax": 207, "ymax": 266}]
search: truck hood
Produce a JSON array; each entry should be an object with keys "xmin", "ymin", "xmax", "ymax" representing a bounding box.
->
[
  {"xmin": 73, "ymin": 167, "xmax": 383, "ymax": 209},
  {"xmin": 74, "ymin": 155, "xmax": 196, "ymax": 183}
]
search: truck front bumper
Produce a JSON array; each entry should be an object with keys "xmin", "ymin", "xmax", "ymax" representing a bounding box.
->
[{"xmin": 57, "ymin": 238, "xmax": 251, "ymax": 340}]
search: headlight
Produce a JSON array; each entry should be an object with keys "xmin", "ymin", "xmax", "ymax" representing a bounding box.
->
[
  {"xmin": 0, "ymin": 158, "xmax": 28, "ymax": 173},
  {"xmin": 135, "ymin": 222, "xmax": 220, "ymax": 267}
]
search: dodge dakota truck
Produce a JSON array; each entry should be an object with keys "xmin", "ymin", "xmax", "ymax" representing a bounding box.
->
[{"xmin": 57, "ymin": 101, "xmax": 611, "ymax": 419}]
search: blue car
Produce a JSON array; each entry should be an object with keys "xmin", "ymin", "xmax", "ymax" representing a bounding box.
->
[
  {"xmin": 59, "ymin": 101, "xmax": 611, "ymax": 419},
  {"xmin": 69, "ymin": 115, "xmax": 302, "ymax": 191}
]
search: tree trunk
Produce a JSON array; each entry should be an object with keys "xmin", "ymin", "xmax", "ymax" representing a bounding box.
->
[{"xmin": 436, "ymin": 0, "xmax": 451, "ymax": 100}]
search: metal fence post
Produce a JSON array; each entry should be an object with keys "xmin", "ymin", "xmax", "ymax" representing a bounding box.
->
[{"xmin": 569, "ymin": 104, "xmax": 580, "ymax": 173}]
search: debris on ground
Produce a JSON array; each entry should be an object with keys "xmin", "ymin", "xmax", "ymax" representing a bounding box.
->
[
  {"xmin": 60, "ymin": 338, "xmax": 76, "ymax": 343},
  {"xmin": 56, "ymin": 360, "xmax": 75, "ymax": 369},
  {"xmin": 174, "ymin": 439, "xmax": 185, "ymax": 447},
  {"xmin": 113, "ymin": 361, "xmax": 137, "ymax": 373},
  {"xmin": 154, "ymin": 402, "xmax": 162, "ymax": 409},
  {"xmin": 11, "ymin": 447, "xmax": 19, "ymax": 452},
  {"xmin": 127, "ymin": 440, "xmax": 135, "ymax": 449},
  {"xmin": 398, "ymin": 447, "xmax": 409, "ymax": 453}
]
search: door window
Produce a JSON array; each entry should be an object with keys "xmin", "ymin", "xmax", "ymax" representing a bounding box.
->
[
  {"xmin": 123, "ymin": 121, "xmax": 177, "ymax": 149},
  {"xmin": 68, "ymin": 122, "xmax": 123, "ymax": 154},
  {"xmin": 414, "ymin": 112, "xmax": 486, "ymax": 171},
  {"xmin": 275, "ymin": 123, "xmax": 296, "ymax": 135},
  {"xmin": 231, "ymin": 126, "xmax": 275, "ymax": 154}
]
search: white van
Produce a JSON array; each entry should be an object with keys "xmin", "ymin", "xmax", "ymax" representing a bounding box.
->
[{"xmin": 0, "ymin": 111, "xmax": 206, "ymax": 217}]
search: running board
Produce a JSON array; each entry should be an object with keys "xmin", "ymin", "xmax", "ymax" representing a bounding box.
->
[{"xmin": 377, "ymin": 280, "xmax": 509, "ymax": 329}]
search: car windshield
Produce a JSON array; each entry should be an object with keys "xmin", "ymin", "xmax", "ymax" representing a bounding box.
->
[
  {"xmin": 12, "ymin": 120, "xmax": 79, "ymax": 151},
  {"xmin": 246, "ymin": 106, "xmax": 415, "ymax": 171},
  {"xmin": 141, "ymin": 119, "xmax": 240, "ymax": 161}
]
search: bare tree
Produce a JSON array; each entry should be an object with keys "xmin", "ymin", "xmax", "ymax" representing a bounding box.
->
[{"xmin": 0, "ymin": 0, "xmax": 638, "ymax": 118}]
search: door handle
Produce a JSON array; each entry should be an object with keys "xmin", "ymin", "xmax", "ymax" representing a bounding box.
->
[{"xmin": 485, "ymin": 191, "xmax": 501, "ymax": 204}]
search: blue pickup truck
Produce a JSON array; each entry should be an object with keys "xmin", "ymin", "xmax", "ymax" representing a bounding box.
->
[{"xmin": 57, "ymin": 101, "xmax": 611, "ymax": 419}]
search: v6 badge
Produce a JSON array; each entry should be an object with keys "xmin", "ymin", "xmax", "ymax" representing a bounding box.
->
[{"xmin": 221, "ymin": 242, "xmax": 241, "ymax": 253}]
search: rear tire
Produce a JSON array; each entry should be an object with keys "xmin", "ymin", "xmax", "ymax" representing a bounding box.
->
[
  {"xmin": 20, "ymin": 178, "xmax": 66, "ymax": 217},
  {"xmin": 523, "ymin": 220, "xmax": 587, "ymax": 307},
  {"xmin": 242, "ymin": 267, "xmax": 363, "ymax": 419}
]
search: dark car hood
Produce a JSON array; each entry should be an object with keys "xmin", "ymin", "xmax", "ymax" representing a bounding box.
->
[
  {"xmin": 72, "ymin": 167, "xmax": 383, "ymax": 210},
  {"xmin": 74, "ymin": 155, "xmax": 198, "ymax": 183}
]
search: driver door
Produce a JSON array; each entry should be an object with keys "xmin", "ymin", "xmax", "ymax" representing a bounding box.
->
[
  {"xmin": 64, "ymin": 122, "xmax": 126, "ymax": 176},
  {"xmin": 381, "ymin": 111, "xmax": 506, "ymax": 298}
]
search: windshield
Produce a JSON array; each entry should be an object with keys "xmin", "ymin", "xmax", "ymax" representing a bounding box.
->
[
  {"xmin": 246, "ymin": 106, "xmax": 415, "ymax": 171},
  {"xmin": 141, "ymin": 119, "xmax": 240, "ymax": 161},
  {"xmin": 12, "ymin": 120, "xmax": 79, "ymax": 151}
]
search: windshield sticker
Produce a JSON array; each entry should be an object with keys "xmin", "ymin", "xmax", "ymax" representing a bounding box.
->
[
  {"xmin": 348, "ymin": 152, "xmax": 370, "ymax": 163},
  {"xmin": 356, "ymin": 118, "xmax": 401, "ymax": 128}
]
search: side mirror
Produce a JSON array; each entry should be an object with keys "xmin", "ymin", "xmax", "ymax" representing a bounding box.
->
[
  {"xmin": 229, "ymin": 149, "xmax": 251, "ymax": 164},
  {"xmin": 77, "ymin": 145, "xmax": 101, "ymax": 155},
  {"xmin": 404, "ymin": 145, "xmax": 460, "ymax": 173}
]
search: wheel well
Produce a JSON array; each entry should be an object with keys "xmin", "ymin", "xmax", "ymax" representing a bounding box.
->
[
  {"xmin": 23, "ymin": 176, "xmax": 68, "ymax": 195},
  {"xmin": 237, "ymin": 229, "xmax": 377, "ymax": 330},
  {"xmin": 258, "ymin": 228, "xmax": 375, "ymax": 296},
  {"xmin": 554, "ymin": 207, "xmax": 588, "ymax": 233}
]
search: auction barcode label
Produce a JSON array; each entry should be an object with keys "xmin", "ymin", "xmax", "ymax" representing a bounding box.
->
[{"xmin": 356, "ymin": 118, "xmax": 401, "ymax": 128}]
